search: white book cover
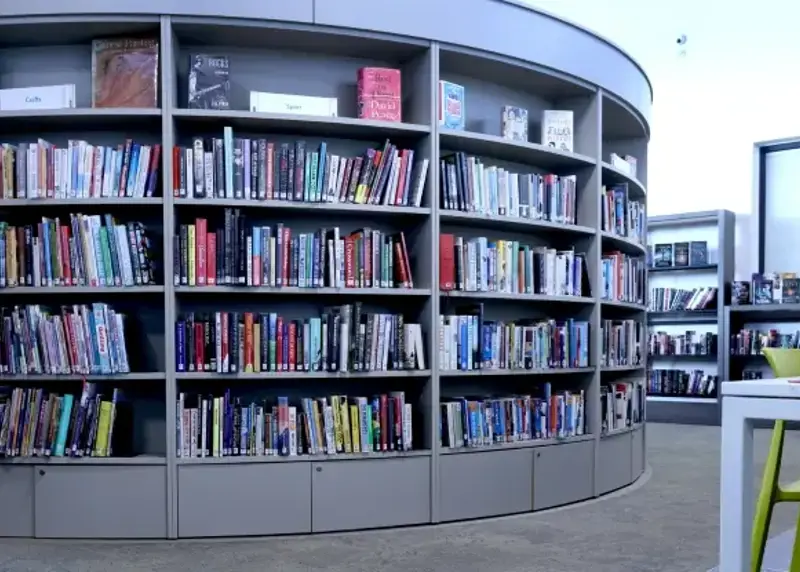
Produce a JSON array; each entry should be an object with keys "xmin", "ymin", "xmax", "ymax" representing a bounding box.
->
[
  {"xmin": 541, "ymin": 110, "xmax": 574, "ymax": 152},
  {"xmin": 250, "ymin": 91, "xmax": 338, "ymax": 117}
]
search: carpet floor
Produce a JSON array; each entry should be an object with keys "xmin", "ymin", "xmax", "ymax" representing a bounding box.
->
[{"xmin": 1, "ymin": 423, "xmax": 798, "ymax": 572}]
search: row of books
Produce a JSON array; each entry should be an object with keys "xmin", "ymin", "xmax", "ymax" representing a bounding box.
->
[
  {"xmin": 600, "ymin": 381, "xmax": 644, "ymax": 434},
  {"xmin": 648, "ymin": 287, "xmax": 717, "ymax": 312},
  {"xmin": 601, "ymin": 184, "xmax": 645, "ymax": 244},
  {"xmin": 439, "ymin": 234, "xmax": 589, "ymax": 297},
  {"xmin": 734, "ymin": 272, "xmax": 800, "ymax": 306},
  {"xmin": 0, "ymin": 216, "xmax": 155, "ymax": 289},
  {"xmin": 173, "ymin": 133, "xmax": 429, "ymax": 208},
  {"xmin": 0, "ymin": 382, "xmax": 129, "ymax": 458},
  {"xmin": 601, "ymin": 319, "xmax": 643, "ymax": 368},
  {"xmin": 439, "ymin": 314, "xmax": 590, "ymax": 371},
  {"xmin": 730, "ymin": 328, "xmax": 800, "ymax": 355},
  {"xmin": 175, "ymin": 307, "xmax": 425, "ymax": 374},
  {"xmin": 439, "ymin": 152, "xmax": 577, "ymax": 225},
  {"xmin": 651, "ymin": 241, "xmax": 709, "ymax": 268},
  {"xmin": 176, "ymin": 391, "xmax": 413, "ymax": 458},
  {"xmin": 440, "ymin": 386, "xmax": 585, "ymax": 448},
  {"xmin": 648, "ymin": 331, "xmax": 718, "ymax": 357},
  {"xmin": 0, "ymin": 140, "xmax": 161, "ymax": 199},
  {"xmin": 174, "ymin": 213, "xmax": 414, "ymax": 289},
  {"xmin": 1, "ymin": 304, "xmax": 130, "ymax": 376},
  {"xmin": 647, "ymin": 369, "xmax": 718, "ymax": 398},
  {"xmin": 600, "ymin": 252, "xmax": 645, "ymax": 305}
]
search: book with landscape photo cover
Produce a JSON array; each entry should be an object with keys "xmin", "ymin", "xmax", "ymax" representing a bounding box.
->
[{"xmin": 92, "ymin": 38, "xmax": 159, "ymax": 108}]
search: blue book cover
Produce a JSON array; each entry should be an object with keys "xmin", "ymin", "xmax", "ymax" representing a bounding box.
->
[
  {"xmin": 439, "ymin": 81, "xmax": 465, "ymax": 130},
  {"xmin": 53, "ymin": 394, "xmax": 75, "ymax": 457},
  {"xmin": 317, "ymin": 143, "xmax": 327, "ymax": 201}
]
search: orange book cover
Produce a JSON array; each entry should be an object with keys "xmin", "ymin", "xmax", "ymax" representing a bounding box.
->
[{"xmin": 92, "ymin": 38, "xmax": 159, "ymax": 108}]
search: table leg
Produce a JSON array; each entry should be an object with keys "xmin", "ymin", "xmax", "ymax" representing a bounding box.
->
[{"xmin": 720, "ymin": 396, "xmax": 754, "ymax": 572}]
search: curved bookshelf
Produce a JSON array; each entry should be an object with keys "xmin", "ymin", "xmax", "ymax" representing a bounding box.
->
[{"xmin": 0, "ymin": 4, "xmax": 649, "ymax": 540}]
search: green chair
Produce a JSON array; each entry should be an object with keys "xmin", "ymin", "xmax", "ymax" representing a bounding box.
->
[{"xmin": 753, "ymin": 348, "xmax": 800, "ymax": 572}]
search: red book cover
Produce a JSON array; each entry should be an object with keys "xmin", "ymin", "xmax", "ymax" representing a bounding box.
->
[
  {"xmin": 379, "ymin": 394, "xmax": 388, "ymax": 451},
  {"xmin": 276, "ymin": 317, "xmax": 284, "ymax": 370},
  {"xmin": 357, "ymin": 67, "xmax": 402, "ymax": 122},
  {"xmin": 195, "ymin": 322, "xmax": 203, "ymax": 371},
  {"xmin": 195, "ymin": 218, "xmax": 207, "ymax": 286},
  {"xmin": 172, "ymin": 145, "xmax": 180, "ymax": 197},
  {"xmin": 282, "ymin": 227, "xmax": 291, "ymax": 287},
  {"xmin": 244, "ymin": 312, "xmax": 254, "ymax": 373},
  {"xmin": 394, "ymin": 241, "xmax": 409, "ymax": 288},
  {"xmin": 221, "ymin": 312, "xmax": 229, "ymax": 373},
  {"xmin": 266, "ymin": 142, "xmax": 275, "ymax": 200},
  {"xmin": 288, "ymin": 321, "xmax": 297, "ymax": 371},
  {"xmin": 344, "ymin": 236, "xmax": 355, "ymax": 288},
  {"xmin": 395, "ymin": 150, "xmax": 408, "ymax": 205},
  {"xmin": 207, "ymin": 232, "xmax": 216, "ymax": 285},
  {"xmin": 60, "ymin": 225, "xmax": 72, "ymax": 286},
  {"xmin": 439, "ymin": 233, "xmax": 455, "ymax": 290}
]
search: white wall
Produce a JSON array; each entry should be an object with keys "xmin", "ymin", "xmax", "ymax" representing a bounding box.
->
[{"xmin": 523, "ymin": 0, "xmax": 800, "ymax": 279}]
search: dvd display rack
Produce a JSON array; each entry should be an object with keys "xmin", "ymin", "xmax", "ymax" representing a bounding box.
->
[
  {"xmin": 646, "ymin": 210, "xmax": 735, "ymax": 425},
  {"xmin": 0, "ymin": 5, "xmax": 650, "ymax": 539}
]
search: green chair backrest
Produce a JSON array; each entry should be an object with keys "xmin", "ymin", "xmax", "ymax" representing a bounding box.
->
[{"xmin": 763, "ymin": 348, "xmax": 800, "ymax": 378}]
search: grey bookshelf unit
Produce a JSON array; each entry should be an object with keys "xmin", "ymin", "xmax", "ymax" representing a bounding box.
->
[
  {"xmin": 646, "ymin": 210, "xmax": 735, "ymax": 425},
  {"xmin": 0, "ymin": 0, "xmax": 651, "ymax": 539}
]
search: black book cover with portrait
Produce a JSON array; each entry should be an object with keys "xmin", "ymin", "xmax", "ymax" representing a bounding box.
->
[{"xmin": 188, "ymin": 54, "xmax": 230, "ymax": 110}]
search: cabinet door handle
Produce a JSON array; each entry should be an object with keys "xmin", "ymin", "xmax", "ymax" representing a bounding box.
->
[
  {"xmin": 536, "ymin": 452, "xmax": 541, "ymax": 458},
  {"xmin": 316, "ymin": 466, "xmax": 323, "ymax": 473},
  {"xmin": 38, "ymin": 469, "xmax": 46, "ymax": 476}
]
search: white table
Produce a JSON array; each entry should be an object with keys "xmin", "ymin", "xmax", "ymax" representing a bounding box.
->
[{"xmin": 720, "ymin": 378, "xmax": 800, "ymax": 572}]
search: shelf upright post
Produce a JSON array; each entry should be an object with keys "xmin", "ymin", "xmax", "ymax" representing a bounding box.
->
[
  {"xmin": 427, "ymin": 41, "xmax": 441, "ymax": 523},
  {"xmin": 717, "ymin": 210, "xmax": 735, "ymax": 423},
  {"xmin": 584, "ymin": 89, "xmax": 603, "ymax": 497},
  {"xmin": 159, "ymin": 14, "xmax": 179, "ymax": 540}
]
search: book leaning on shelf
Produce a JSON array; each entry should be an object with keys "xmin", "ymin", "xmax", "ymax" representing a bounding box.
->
[
  {"xmin": 175, "ymin": 212, "xmax": 413, "ymax": 289},
  {"xmin": 601, "ymin": 251, "xmax": 645, "ymax": 304},
  {"xmin": 600, "ymin": 380, "xmax": 644, "ymax": 434},
  {"xmin": 0, "ymin": 304, "xmax": 131, "ymax": 375},
  {"xmin": 439, "ymin": 234, "xmax": 590, "ymax": 296},
  {"xmin": 176, "ymin": 391, "xmax": 413, "ymax": 458},
  {"xmin": 0, "ymin": 215, "xmax": 155, "ymax": 289},
  {"xmin": 648, "ymin": 287, "xmax": 716, "ymax": 312},
  {"xmin": 440, "ymin": 152, "xmax": 577, "ymax": 225},
  {"xmin": 173, "ymin": 130, "xmax": 429, "ymax": 207},
  {"xmin": 440, "ymin": 309, "xmax": 589, "ymax": 371},
  {"xmin": 0, "ymin": 139, "xmax": 161, "ymax": 199},
  {"xmin": 601, "ymin": 319, "xmax": 643, "ymax": 368},
  {"xmin": 601, "ymin": 184, "xmax": 645, "ymax": 244},
  {"xmin": 440, "ymin": 384, "xmax": 585, "ymax": 449},
  {"xmin": 175, "ymin": 306, "xmax": 425, "ymax": 374},
  {"xmin": 0, "ymin": 381, "xmax": 132, "ymax": 458}
]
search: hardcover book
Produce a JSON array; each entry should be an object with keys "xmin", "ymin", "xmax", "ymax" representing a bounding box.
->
[
  {"xmin": 732, "ymin": 281, "xmax": 751, "ymax": 305},
  {"xmin": 188, "ymin": 54, "xmax": 230, "ymax": 110},
  {"xmin": 541, "ymin": 110, "xmax": 573, "ymax": 152},
  {"xmin": 92, "ymin": 38, "xmax": 159, "ymax": 108},
  {"xmin": 689, "ymin": 241, "xmax": 708, "ymax": 266},
  {"xmin": 438, "ymin": 81, "xmax": 465, "ymax": 130},
  {"xmin": 673, "ymin": 242, "xmax": 689, "ymax": 267},
  {"xmin": 654, "ymin": 244, "xmax": 673, "ymax": 268},
  {"xmin": 501, "ymin": 105, "xmax": 528, "ymax": 142},
  {"xmin": 357, "ymin": 67, "xmax": 401, "ymax": 122}
]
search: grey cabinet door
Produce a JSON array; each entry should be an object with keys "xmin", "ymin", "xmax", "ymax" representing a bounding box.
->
[
  {"xmin": 533, "ymin": 440, "xmax": 594, "ymax": 510},
  {"xmin": 34, "ymin": 465, "xmax": 167, "ymax": 538},
  {"xmin": 311, "ymin": 456, "xmax": 431, "ymax": 532},
  {"xmin": 0, "ymin": 465, "xmax": 34, "ymax": 536},
  {"xmin": 439, "ymin": 449, "xmax": 533, "ymax": 521},
  {"xmin": 632, "ymin": 427, "xmax": 645, "ymax": 479},
  {"xmin": 598, "ymin": 432, "xmax": 633, "ymax": 495},
  {"xmin": 178, "ymin": 462, "xmax": 312, "ymax": 537}
]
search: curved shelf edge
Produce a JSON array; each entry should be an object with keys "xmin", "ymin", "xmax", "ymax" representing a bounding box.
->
[
  {"xmin": 600, "ymin": 299, "xmax": 646, "ymax": 311},
  {"xmin": 439, "ymin": 210, "xmax": 595, "ymax": 235},
  {"xmin": 600, "ymin": 231, "xmax": 647, "ymax": 255},
  {"xmin": 601, "ymin": 161, "xmax": 646, "ymax": 198},
  {"xmin": 441, "ymin": 291, "xmax": 595, "ymax": 304},
  {"xmin": 440, "ymin": 433, "xmax": 594, "ymax": 455}
]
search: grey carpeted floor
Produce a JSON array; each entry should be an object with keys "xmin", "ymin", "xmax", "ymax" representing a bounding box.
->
[{"xmin": 1, "ymin": 423, "xmax": 799, "ymax": 572}]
